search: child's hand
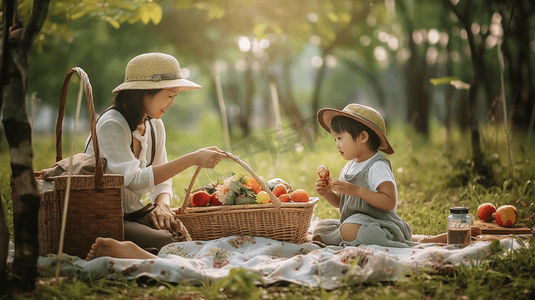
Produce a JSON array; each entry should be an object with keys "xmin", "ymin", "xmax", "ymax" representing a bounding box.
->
[
  {"xmin": 316, "ymin": 177, "xmax": 332, "ymax": 196},
  {"xmin": 330, "ymin": 179, "xmax": 360, "ymax": 196}
]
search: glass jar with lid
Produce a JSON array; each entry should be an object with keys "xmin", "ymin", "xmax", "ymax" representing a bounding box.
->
[{"xmin": 447, "ymin": 204, "xmax": 472, "ymax": 247}]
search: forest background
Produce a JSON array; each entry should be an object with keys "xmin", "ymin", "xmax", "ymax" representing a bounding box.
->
[{"xmin": 1, "ymin": 0, "xmax": 535, "ymax": 297}]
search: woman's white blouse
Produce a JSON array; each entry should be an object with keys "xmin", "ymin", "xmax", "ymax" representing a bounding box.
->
[{"xmin": 85, "ymin": 109, "xmax": 173, "ymax": 213}]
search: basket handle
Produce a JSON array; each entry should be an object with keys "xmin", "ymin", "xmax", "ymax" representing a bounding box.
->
[
  {"xmin": 55, "ymin": 67, "xmax": 103, "ymax": 188},
  {"xmin": 179, "ymin": 151, "xmax": 281, "ymax": 213}
]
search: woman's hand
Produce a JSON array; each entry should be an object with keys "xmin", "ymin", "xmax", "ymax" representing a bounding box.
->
[
  {"xmin": 150, "ymin": 201, "xmax": 179, "ymax": 233},
  {"xmin": 193, "ymin": 146, "xmax": 228, "ymax": 169},
  {"xmin": 330, "ymin": 179, "xmax": 360, "ymax": 196}
]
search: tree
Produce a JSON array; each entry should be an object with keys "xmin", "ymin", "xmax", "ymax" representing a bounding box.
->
[
  {"xmin": 307, "ymin": 0, "xmax": 373, "ymax": 135},
  {"xmin": 446, "ymin": 0, "xmax": 494, "ymax": 185},
  {"xmin": 499, "ymin": 0, "xmax": 535, "ymax": 134},
  {"xmin": 1, "ymin": 0, "xmax": 50, "ymax": 292},
  {"xmin": 1, "ymin": 0, "xmax": 164, "ymax": 293}
]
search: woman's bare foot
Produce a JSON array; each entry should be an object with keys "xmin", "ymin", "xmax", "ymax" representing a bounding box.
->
[{"xmin": 86, "ymin": 237, "xmax": 158, "ymax": 261}]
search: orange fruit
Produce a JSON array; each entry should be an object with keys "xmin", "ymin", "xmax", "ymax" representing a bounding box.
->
[
  {"xmin": 290, "ymin": 189, "xmax": 309, "ymax": 202},
  {"xmin": 278, "ymin": 193, "xmax": 291, "ymax": 202},
  {"xmin": 191, "ymin": 190, "xmax": 211, "ymax": 207},
  {"xmin": 272, "ymin": 184, "xmax": 288, "ymax": 197},
  {"xmin": 244, "ymin": 176, "xmax": 262, "ymax": 194}
]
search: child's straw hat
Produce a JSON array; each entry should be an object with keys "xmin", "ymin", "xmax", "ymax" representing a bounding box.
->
[
  {"xmin": 317, "ymin": 103, "xmax": 394, "ymax": 154},
  {"xmin": 112, "ymin": 53, "xmax": 201, "ymax": 94}
]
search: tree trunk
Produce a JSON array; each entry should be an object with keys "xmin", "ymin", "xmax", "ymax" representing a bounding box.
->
[
  {"xmin": 343, "ymin": 59, "xmax": 387, "ymax": 108},
  {"xmin": 443, "ymin": 8, "xmax": 455, "ymax": 146},
  {"xmin": 310, "ymin": 2, "xmax": 371, "ymax": 135},
  {"xmin": 1, "ymin": 0, "xmax": 50, "ymax": 293},
  {"xmin": 277, "ymin": 41, "xmax": 313, "ymax": 148},
  {"xmin": 396, "ymin": 0, "xmax": 430, "ymax": 135},
  {"xmin": 0, "ymin": 195, "xmax": 9, "ymax": 296},
  {"xmin": 311, "ymin": 53, "xmax": 329, "ymax": 136},
  {"xmin": 509, "ymin": 0, "xmax": 534, "ymax": 131},
  {"xmin": 406, "ymin": 40, "xmax": 431, "ymax": 134},
  {"xmin": 447, "ymin": 0, "xmax": 494, "ymax": 186},
  {"xmin": 237, "ymin": 52, "xmax": 255, "ymax": 138}
]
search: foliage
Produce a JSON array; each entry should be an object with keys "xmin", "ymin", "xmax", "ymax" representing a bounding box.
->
[{"xmin": 429, "ymin": 76, "xmax": 470, "ymax": 89}]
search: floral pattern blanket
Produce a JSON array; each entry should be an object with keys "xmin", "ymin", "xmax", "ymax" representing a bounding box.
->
[{"xmin": 12, "ymin": 235, "xmax": 525, "ymax": 289}]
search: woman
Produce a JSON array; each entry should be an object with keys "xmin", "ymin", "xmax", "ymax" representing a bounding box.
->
[{"xmin": 84, "ymin": 52, "xmax": 227, "ymax": 252}]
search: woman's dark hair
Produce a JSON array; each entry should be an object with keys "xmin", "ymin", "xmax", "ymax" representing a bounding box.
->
[
  {"xmin": 112, "ymin": 89, "xmax": 162, "ymax": 131},
  {"xmin": 330, "ymin": 116, "xmax": 380, "ymax": 151}
]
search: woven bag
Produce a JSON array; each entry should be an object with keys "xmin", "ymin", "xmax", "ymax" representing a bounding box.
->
[
  {"xmin": 35, "ymin": 67, "xmax": 124, "ymax": 258},
  {"xmin": 175, "ymin": 152, "xmax": 319, "ymax": 244}
]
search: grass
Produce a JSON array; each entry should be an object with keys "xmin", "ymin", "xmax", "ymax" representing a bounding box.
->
[{"xmin": 2, "ymin": 118, "xmax": 535, "ymax": 299}]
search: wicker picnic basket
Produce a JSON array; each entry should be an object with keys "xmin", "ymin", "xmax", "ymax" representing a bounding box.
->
[
  {"xmin": 34, "ymin": 67, "xmax": 124, "ymax": 258},
  {"xmin": 175, "ymin": 152, "xmax": 319, "ymax": 244}
]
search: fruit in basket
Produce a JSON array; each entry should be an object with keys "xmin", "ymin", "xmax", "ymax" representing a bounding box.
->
[
  {"xmin": 278, "ymin": 193, "xmax": 291, "ymax": 202},
  {"xmin": 272, "ymin": 184, "xmax": 288, "ymax": 197},
  {"xmin": 244, "ymin": 176, "xmax": 262, "ymax": 194},
  {"xmin": 210, "ymin": 192, "xmax": 222, "ymax": 206},
  {"xmin": 256, "ymin": 191, "xmax": 271, "ymax": 204},
  {"xmin": 493, "ymin": 205, "xmax": 518, "ymax": 227},
  {"xmin": 477, "ymin": 203, "xmax": 496, "ymax": 222},
  {"xmin": 191, "ymin": 190, "xmax": 211, "ymax": 207},
  {"xmin": 290, "ymin": 189, "xmax": 309, "ymax": 202},
  {"xmin": 266, "ymin": 178, "xmax": 292, "ymax": 191},
  {"xmin": 317, "ymin": 165, "xmax": 330, "ymax": 179}
]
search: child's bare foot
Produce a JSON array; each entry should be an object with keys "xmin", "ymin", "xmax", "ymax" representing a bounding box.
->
[{"xmin": 86, "ymin": 237, "xmax": 158, "ymax": 261}]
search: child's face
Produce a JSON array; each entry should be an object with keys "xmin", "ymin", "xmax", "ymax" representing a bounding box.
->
[
  {"xmin": 143, "ymin": 87, "xmax": 180, "ymax": 119},
  {"xmin": 331, "ymin": 130, "xmax": 371, "ymax": 161}
]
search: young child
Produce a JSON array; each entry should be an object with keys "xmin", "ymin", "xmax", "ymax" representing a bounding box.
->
[{"xmin": 313, "ymin": 103, "xmax": 444, "ymax": 248}]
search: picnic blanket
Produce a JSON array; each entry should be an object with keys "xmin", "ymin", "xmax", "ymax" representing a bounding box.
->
[{"xmin": 9, "ymin": 235, "xmax": 526, "ymax": 289}]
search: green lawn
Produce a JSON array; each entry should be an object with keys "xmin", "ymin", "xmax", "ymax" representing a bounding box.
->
[{"xmin": 2, "ymin": 120, "xmax": 535, "ymax": 299}]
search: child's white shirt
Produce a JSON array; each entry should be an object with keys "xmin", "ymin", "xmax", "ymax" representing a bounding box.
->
[{"xmin": 341, "ymin": 152, "xmax": 398, "ymax": 211}]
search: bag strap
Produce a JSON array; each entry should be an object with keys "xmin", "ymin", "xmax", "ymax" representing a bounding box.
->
[
  {"xmin": 84, "ymin": 107, "xmax": 156, "ymax": 166},
  {"xmin": 57, "ymin": 67, "xmax": 103, "ymax": 188}
]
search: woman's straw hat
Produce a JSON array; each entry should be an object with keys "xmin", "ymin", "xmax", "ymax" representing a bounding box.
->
[
  {"xmin": 112, "ymin": 53, "xmax": 201, "ymax": 94},
  {"xmin": 317, "ymin": 103, "xmax": 394, "ymax": 154}
]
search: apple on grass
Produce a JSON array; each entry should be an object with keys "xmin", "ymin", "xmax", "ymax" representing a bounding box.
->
[
  {"xmin": 493, "ymin": 205, "xmax": 518, "ymax": 227},
  {"xmin": 477, "ymin": 203, "xmax": 497, "ymax": 222}
]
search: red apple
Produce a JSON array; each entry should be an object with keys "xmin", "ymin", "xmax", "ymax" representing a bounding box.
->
[
  {"xmin": 477, "ymin": 203, "xmax": 497, "ymax": 222},
  {"xmin": 191, "ymin": 191, "xmax": 211, "ymax": 207},
  {"xmin": 471, "ymin": 226, "xmax": 482, "ymax": 236},
  {"xmin": 210, "ymin": 192, "xmax": 222, "ymax": 206},
  {"xmin": 493, "ymin": 205, "xmax": 518, "ymax": 227}
]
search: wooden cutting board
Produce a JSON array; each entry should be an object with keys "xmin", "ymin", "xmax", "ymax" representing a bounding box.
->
[{"xmin": 473, "ymin": 220, "xmax": 532, "ymax": 235}]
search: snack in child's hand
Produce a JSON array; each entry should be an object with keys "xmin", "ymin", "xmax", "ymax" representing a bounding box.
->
[
  {"xmin": 317, "ymin": 165, "xmax": 331, "ymax": 187},
  {"xmin": 317, "ymin": 165, "xmax": 330, "ymax": 179}
]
